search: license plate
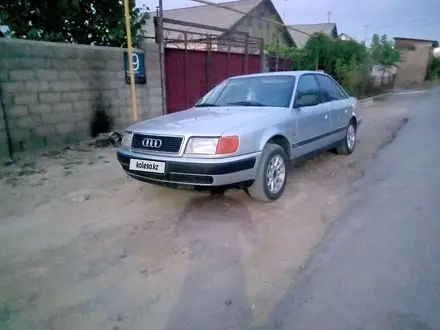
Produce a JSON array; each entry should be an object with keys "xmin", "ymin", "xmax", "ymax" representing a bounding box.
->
[{"xmin": 129, "ymin": 159, "xmax": 165, "ymax": 174}]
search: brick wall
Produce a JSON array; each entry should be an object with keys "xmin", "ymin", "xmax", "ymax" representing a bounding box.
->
[{"xmin": 0, "ymin": 38, "xmax": 164, "ymax": 158}]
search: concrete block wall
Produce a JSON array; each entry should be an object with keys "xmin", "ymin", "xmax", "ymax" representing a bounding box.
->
[
  {"xmin": 138, "ymin": 39, "xmax": 165, "ymax": 121},
  {"xmin": 0, "ymin": 38, "xmax": 164, "ymax": 158}
]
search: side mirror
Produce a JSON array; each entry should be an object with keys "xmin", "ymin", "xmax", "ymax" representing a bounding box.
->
[{"xmin": 294, "ymin": 94, "xmax": 320, "ymax": 108}]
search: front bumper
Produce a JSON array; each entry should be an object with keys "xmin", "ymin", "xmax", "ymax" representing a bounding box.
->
[{"xmin": 117, "ymin": 148, "xmax": 262, "ymax": 188}]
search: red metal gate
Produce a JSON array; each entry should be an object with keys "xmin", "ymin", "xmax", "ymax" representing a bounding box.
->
[
  {"xmin": 155, "ymin": 17, "xmax": 264, "ymax": 113},
  {"xmin": 165, "ymin": 49, "xmax": 261, "ymax": 113}
]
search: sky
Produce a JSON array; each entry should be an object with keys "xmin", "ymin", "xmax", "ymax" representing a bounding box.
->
[{"xmin": 137, "ymin": 0, "xmax": 440, "ymax": 44}]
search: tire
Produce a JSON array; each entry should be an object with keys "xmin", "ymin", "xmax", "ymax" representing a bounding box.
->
[
  {"xmin": 336, "ymin": 121, "xmax": 357, "ymax": 155},
  {"xmin": 246, "ymin": 143, "xmax": 288, "ymax": 203}
]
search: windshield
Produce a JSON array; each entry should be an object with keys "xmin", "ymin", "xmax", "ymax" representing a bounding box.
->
[{"xmin": 195, "ymin": 75, "xmax": 296, "ymax": 108}]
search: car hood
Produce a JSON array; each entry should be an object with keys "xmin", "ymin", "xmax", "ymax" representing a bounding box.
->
[{"xmin": 127, "ymin": 106, "xmax": 280, "ymax": 136}]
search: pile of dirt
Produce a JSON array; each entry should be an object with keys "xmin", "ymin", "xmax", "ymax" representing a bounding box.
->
[{"xmin": 85, "ymin": 132, "xmax": 122, "ymax": 148}]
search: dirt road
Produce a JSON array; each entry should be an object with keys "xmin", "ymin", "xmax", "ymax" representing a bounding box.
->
[
  {"xmin": 267, "ymin": 88, "xmax": 440, "ymax": 330},
  {"xmin": 0, "ymin": 94, "xmax": 413, "ymax": 330}
]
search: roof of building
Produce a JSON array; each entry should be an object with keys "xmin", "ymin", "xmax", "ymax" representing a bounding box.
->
[
  {"xmin": 145, "ymin": 0, "xmax": 261, "ymax": 38},
  {"xmin": 287, "ymin": 23, "xmax": 337, "ymax": 47},
  {"xmin": 393, "ymin": 37, "xmax": 439, "ymax": 48},
  {"xmin": 339, "ymin": 33, "xmax": 355, "ymax": 41},
  {"xmin": 145, "ymin": 0, "xmax": 295, "ymax": 46}
]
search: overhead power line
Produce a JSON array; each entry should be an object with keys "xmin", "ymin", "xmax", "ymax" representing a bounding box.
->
[
  {"xmin": 374, "ymin": 13, "xmax": 440, "ymax": 32},
  {"xmin": 352, "ymin": 12, "xmax": 440, "ymax": 36},
  {"xmin": 362, "ymin": 19, "xmax": 440, "ymax": 43}
]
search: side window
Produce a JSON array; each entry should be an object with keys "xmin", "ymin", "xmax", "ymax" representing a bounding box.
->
[
  {"xmin": 315, "ymin": 75, "xmax": 347, "ymax": 101},
  {"xmin": 295, "ymin": 74, "xmax": 320, "ymax": 98},
  {"xmin": 332, "ymin": 78, "xmax": 349, "ymax": 98},
  {"xmin": 294, "ymin": 74, "xmax": 322, "ymax": 107}
]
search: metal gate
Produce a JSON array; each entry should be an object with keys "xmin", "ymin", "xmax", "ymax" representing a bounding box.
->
[
  {"xmin": 155, "ymin": 17, "xmax": 264, "ymax": 113},
  {"xmin": 265, "ymin": 54, "xmax": 294, "ymax": 72}
]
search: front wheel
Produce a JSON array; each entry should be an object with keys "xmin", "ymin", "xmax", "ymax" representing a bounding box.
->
[
  {"xmin": 336, "ymin": 121, "xmax": 357, "ymax": 155},
  {"xmin": 246, "ymin": 143, "xmax": 288, "ymax": 203}
]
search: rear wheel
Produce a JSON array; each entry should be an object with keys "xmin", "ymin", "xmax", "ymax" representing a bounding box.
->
[
  {"xmin": 336, "ymin": 121, "xmax": 357, "ymax": 155},
  {"xmin": 246, "ymin": 143, "xmax": 288, "ymax": 203}
]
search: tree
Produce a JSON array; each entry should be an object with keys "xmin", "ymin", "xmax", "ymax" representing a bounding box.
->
[
  {"xmin": 426, "ymin": 56, "xmax": 440, "ymax": 81},
  {"xmin": 304, "ymin": 33, "xmax": 334, "ymax": 71},
  {"xmin": 265, "ymin": 31, "xmax": 404, "ymax": 97},
  {"xmin": 0, "ymin": 0, "xmax": 149, "ymax": 47},
  {"xmin": 369, "ymin": 34, "xmax": 400, "ymax": 85},
  {"xmin": 265, "ymin": 32, "xmax": 374, "ymax": 96},
  {"xmin": 369, "ymin": 34, "xmax": 401, "ymax": 68},
  {"xmin": 266, "ymin": 33, "xmax": 370, "ymax": 76}
]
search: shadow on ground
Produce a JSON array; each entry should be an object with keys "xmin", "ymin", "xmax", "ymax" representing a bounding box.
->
[{"xmin": 165, "ymin": 195, "xmax": 259, "ymax": 330}]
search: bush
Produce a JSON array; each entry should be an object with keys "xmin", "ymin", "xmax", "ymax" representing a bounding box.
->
[
  {"xmin": 266, "ymin": 32, "xmax": 400, "ymax": 98},
  {"xmin": 426, "ymin": 57, "xmax": 440, "ymax": 81}
]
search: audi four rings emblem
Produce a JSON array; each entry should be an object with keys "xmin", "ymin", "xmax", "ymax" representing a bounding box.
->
[{"xmin": 142, "ymin": 138, "xmax": 163, "ymax": 148}]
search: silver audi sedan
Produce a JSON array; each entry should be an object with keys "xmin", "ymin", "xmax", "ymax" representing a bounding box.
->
[{"xmin": 117, "ymin": 71, "xmax": 360, "ymax": 202}]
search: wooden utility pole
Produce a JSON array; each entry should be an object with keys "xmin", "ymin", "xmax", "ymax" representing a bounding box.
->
[
  {"xmin": 124, "ymin": 0, "xmax": 138, "ymax": 122},
  {"xmin": 327, "ymin": 11, "xmax": 331, "ymax": 23}
]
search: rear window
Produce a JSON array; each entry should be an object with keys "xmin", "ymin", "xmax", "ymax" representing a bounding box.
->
[{"xmin": 315, "ymin": 74, "xmax": 348, "ymax": 101}]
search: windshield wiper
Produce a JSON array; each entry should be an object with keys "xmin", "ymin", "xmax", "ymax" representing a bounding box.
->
[
  {"xmin": 226, "ymin": 101, "xmax": 267, "ymax": 107},
  {"xmin": 194, "ymin": 103, "xmax": 218, "ymax": 107}
]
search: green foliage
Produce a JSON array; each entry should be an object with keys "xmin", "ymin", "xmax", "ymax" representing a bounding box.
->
[
  {"xmin": 369, "ymin": 34, "xmax": 401, "ymax": 68},
  {"xmin": 335, "ymin": 55, "xmax": 360, "ymax": 95},
  {"xmin": 426, "ymin": 56, "xmax": 440, "ymax": 80},
  {"xmin": 0, "ymin": 0, "xmax": 149, "ymax": 47},
  {"xmin": 266, "ymin": 32, "xmax": 371, "ymax": 84},
  {"xmin": 265, "ymin": 44, "xmax": 314, "ymax": 69},
  {"xmin": 265, "ymin": 32, "xmax": 400, "ymax": 97}
]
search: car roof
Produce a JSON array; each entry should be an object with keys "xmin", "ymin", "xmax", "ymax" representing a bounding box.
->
[{"xmin": 228, "ymin": 70, "xmax": 328, "ymax": 80}]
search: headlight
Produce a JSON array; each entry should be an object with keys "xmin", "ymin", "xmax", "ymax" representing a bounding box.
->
[
  {"xmin": 185, "ymin": 138, "xmax": 219, "ymax": 155},
  {"xmin": 121, "ymin": 131, "xmax": 132, "ymax": 148},
  {"xmin": 185, "ymin": 136, "xmax": 239, "ymax": 155}
]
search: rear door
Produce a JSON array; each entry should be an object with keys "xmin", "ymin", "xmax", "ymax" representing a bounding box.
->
[
  {"xmin": 293, "ymin": 74, "xmax": 331, "ymax": 156},
  {"xmin": 315, "ymin": 74, "xmax": 351, "ymax": 140}
]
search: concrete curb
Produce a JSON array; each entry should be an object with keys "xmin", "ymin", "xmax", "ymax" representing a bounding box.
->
[
  {"xmin": 358, "ymin": 92, "xmax": 394, "ymax": 108},
  {"xmin": 357, "ymin": 85, "xmax": 438, "ymax": 107},
  {"xmin": 358, "ymin": 92, "xmax": 394, "ymax": 104}
]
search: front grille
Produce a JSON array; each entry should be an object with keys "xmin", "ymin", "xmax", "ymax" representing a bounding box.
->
[{"xmin": 131, "ymin": 134, "xmax": 183, "ymax": 153}]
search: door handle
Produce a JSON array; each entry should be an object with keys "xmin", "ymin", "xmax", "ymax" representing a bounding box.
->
[{"xmin": 324, "ymin": 114, "xmax": 328, "ymax": 119}]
